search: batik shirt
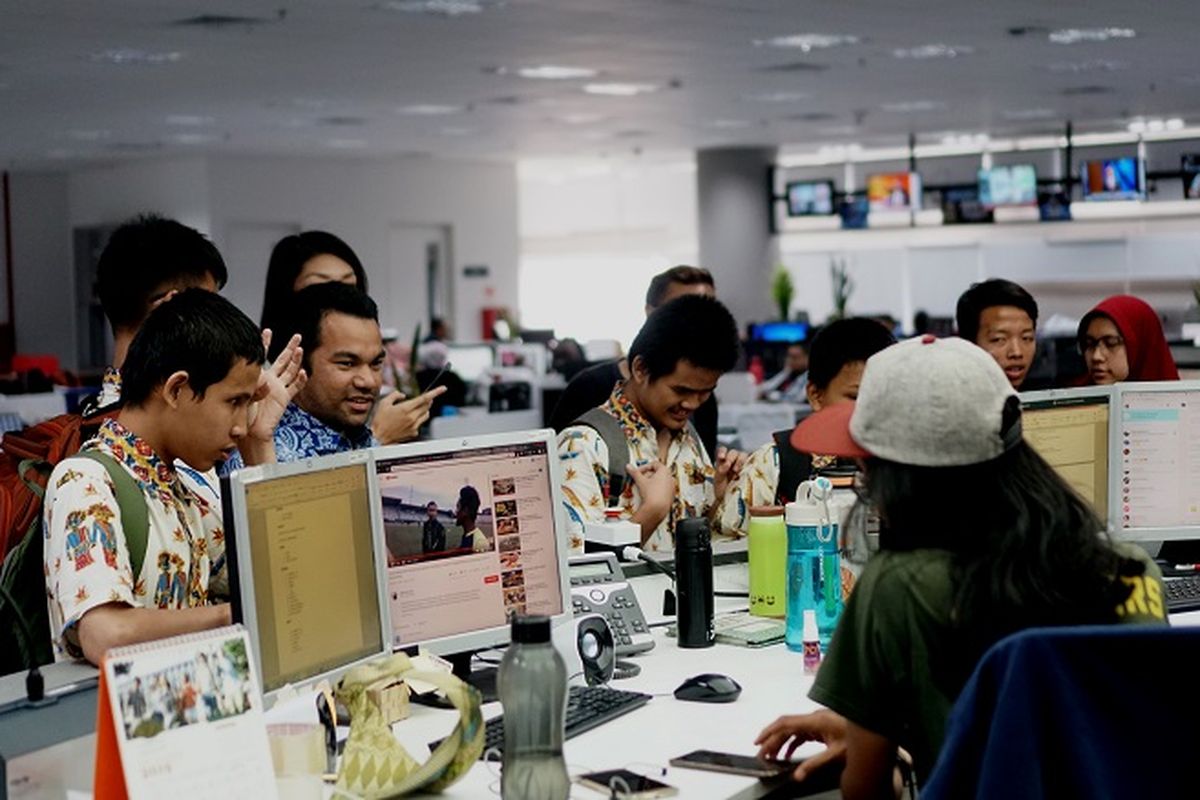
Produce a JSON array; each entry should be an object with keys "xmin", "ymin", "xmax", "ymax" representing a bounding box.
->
[
  {"xmin": 219, "ymin": 402, "xmax": 377, "ymax": 473},
  {"xmin": 78, "ymin": 366, "xmax": 123, "ymax": 417},
  {"xmin": 557, "ymin": 383, "xmax": 716, "ymax": 553},
  {"xmin": 718, "ymin": 441, "xmax": 837, "ymax": 536},
  {"xmin": 43, "ymin": 419, "xmax": 226, "ymax": 661}
]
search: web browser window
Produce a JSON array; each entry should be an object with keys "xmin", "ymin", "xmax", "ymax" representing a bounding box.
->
[
  {"xmin": 1119, "ymin": 389, "xmax": 1200, "ymax": 531},
  {"xmin": 376, "ymin": 440, "xmax": 565, "ymax": 648}
]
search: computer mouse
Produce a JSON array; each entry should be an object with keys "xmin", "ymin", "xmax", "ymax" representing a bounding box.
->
[{"xmin": 673, "ymin": 672, "xmax": 742, "ymax": 703}]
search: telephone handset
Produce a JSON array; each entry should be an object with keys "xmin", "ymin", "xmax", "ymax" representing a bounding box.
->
[{"xmin": 568, "ymin": 552, "xmax": 655, "ymax": 656}]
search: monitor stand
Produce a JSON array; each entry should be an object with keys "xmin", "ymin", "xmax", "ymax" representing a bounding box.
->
[{"xmin": 448, "ymin": 652, "xmax": 499, "ymax": 703}]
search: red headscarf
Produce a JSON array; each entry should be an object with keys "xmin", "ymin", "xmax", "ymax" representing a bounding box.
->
[{"xmin": 1078, "ymin": 295, "xmax": 1179, "ymax": 382}]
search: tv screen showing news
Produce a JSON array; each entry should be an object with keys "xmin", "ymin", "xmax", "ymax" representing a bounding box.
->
[
  {"xmin": 978, "ymin": 165, "xmax": 1037, "ymax": 207},
  {"xmin": 1182, "ymin": 154, "xmax": 1200, "ymax": 200},
  {"xmin": 867, "ymin": 172, "xmax": 921, "ymax": 212},
  {"xmin": 1080, "ymin": 157, "xmax": 1143, "ymax": 201},
  {"xmin": 785, "ymin": 180, "xmax": 836, "ymax": 216}
]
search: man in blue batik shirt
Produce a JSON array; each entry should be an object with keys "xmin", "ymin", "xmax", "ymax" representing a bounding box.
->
[{"xmin": 222, "ymin": 283, "xmax": 384, "ymax": 472}]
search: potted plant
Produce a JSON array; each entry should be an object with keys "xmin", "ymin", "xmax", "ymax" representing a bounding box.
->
[
  {"xmin": 771, "ymin": 267, "xmax": 795, "ymax": 322},
  {"xmin": 830, "ymin": 258, "xmax": 853, "ymax": 321}
]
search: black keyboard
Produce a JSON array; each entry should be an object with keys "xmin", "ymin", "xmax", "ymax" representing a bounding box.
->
[
  {"xmin": 433, "ymin": 685, "xmax": 652, "ymax": 759},
  {"xmin": 1165, "ymin": 574, "xmax": 1200, "ymax": 613}
]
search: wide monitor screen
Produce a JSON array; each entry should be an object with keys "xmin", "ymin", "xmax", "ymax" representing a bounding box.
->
[
  {"xmin": 785, "ymin": 180, "xmax": 836, "ymax": 216},
  {"xmin": 978, "ymin": 164, "xmax": 1037, "ymax": 207},
  {"xmin": 751, "ymin": 321, "xmax": 810, "ymax": 343},
  {"xmin": 1114, "ymin": 383, "xmax": 1200, "ymax": 541},
  {"xmin": 867, "ymin": 172, "xmax": 921, "ymax": 212},
  {"xmin": 375, "ymin": 434, "xmax": 567, "ymax": 651},
  {"xmin": 226, "ymin": 455, "xmax": 389, "ymax": 697},
  {"xmin": 1081, "ymin": 157, "xmax": 1143, "ymax": 201},
  {"xmin": 1021, "ymin": 389, "xmax": 1112, "ymax": 524},
  {"xmin": 941, "ymin": 186, "xmax": 993, "ymax": 225}
]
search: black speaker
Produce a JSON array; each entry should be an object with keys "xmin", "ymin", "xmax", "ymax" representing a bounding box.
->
[{"xmin": 575, "ymin": 614, "xmax": 616, "ymax": 686}]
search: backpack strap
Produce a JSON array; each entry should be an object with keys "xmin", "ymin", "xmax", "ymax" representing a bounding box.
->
[
  {"xmin": 772, "ymin": 429, "xmax": 814, "ymax": 505},
  {"xmin": 574, "ymin": 408, "xmax": 631, "ymax": 503},
  {"xmin": 76, "ymin": 451, "xmax": 151, "ymax": 579}
]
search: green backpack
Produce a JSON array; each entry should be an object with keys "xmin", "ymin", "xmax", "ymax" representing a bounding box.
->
[{"xmin": 0, "ymin": 450, "xmax": 149, "ymax": 674}]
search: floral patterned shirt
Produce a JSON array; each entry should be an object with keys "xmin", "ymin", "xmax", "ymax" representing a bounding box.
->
[
  {"xmin": 219, "ymin": 402, "xmax": 377, "ymax": 474},
  {"xmin": 557, "ymin": 383, "xmax": 716, "ymax": 554},
  {"xmin": 718, "ymin": 442, "xmax": 838, "ymax": 536},
  {"xmin": 43, "ymin": 419, "xmax": 226, "ymax": 661}
]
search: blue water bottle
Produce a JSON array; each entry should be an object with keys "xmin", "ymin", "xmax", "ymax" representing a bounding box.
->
[{"xmin": 784, "ymin": 478, "xmax": 843, "ymax": 650}]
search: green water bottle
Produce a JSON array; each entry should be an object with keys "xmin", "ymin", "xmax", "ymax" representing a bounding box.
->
[{"xmin": 748, "ymin": 505, "xmax": 787, "ymax": 617}]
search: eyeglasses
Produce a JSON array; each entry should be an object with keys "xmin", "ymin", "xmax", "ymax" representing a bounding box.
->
[{"xmin": 1079, "ymin": 335, "xmax": 1125, "ymax": 354}]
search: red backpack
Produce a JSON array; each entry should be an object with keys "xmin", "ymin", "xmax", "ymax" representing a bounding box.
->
[{"xmin": 0, "ymin": 410, "xmax": 118, "ymax": 559}]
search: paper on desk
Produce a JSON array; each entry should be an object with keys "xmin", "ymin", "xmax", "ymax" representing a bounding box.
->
[{"xmin": 406, "ymin": 652, "xmax": 454, "ymax": 695}]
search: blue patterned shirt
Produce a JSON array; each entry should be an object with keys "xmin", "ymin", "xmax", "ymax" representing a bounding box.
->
[{"xmin": 219, "ymin": 403, "xmax": 377, "ymax": 474}]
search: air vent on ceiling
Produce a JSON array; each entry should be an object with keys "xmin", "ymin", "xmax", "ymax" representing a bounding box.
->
[
  {"xmin": 783, "ymin": 112, "xmax": 836, "ymax": 122},
  {"xmin": 108, "ymin": 141, "xmax": 164, "ymax": 152},
  {"xmin": 1007, "ymin": 25, "xmax": 1049, "ymax": 37},
  {"xmin": 319, "ymin": 116, "xmax": 369, "ymax": 126},
  {"xmin": 1060, "ymin": 85, "xmax": 1115, "ymax": 96},
  {"xmin": 614, "ymin": 129, "xmax": 650, "ymax": 138},
  {"xmin": 172, "ymin": 14, "xmax": 279, "ymax": 28},
  {"xmin": 758, "ymin": 61, "xmax": 830, "ymax": 73},
  {"xmin": 486, "ymin": 95, "xmax": 523, "ymax": 105}
]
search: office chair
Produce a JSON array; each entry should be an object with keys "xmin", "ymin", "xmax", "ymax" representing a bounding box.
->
[{"xmin": 923, "ymin": 625, "xmax": 1200, "ymax": 800}]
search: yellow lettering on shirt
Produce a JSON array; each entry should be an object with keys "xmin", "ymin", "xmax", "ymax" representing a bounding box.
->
[{"xmin": 1118, "ymin": 575, "xmax": 1165, "ymax": 619}]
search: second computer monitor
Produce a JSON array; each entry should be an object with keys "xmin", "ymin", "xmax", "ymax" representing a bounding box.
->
[
  {"xmin": 1020, "ymin": 386, "xmax": 1115, "ymax": 527},
  {"xmin": 1112, "ymin": 381, "xmax": 1200, "ymax": 543},
  {"xmin": 373, "ymin": 429, "xmax": 571, "ymax": 655}
]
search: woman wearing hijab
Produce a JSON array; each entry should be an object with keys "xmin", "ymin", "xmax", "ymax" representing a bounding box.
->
[{"xmin": 1077, "ymin": 295, "xmax": 1179, "ymax": 385}]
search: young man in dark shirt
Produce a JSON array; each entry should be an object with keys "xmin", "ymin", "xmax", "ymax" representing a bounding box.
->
[{"xmin": 549, "ymin": 265, "xmax": 721, "ymax": 457}]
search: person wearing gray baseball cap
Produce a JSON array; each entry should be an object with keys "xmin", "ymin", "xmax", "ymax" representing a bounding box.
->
[{"xmin": 755, "ymin": 335, "xmax": 1166, "ymax": 793}]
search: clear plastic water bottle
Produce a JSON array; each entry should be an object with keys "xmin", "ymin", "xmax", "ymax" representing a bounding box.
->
[
  {"xmin": 784, "ymin": 478, "xmax": 843, "ymax": 650},
  {"xmin": 498, "ymin": 615, "xmax": 570, "ymax": 799}
]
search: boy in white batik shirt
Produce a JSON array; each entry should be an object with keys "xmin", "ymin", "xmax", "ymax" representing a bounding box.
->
[{"xmin": 45, "ymin": 289, "xmax": 303, "ymax": 665}]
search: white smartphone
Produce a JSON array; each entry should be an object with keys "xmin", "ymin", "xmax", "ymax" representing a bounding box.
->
[{"xmin": 577, "ymin": 768, "xmax": 678, "ymax": 798}]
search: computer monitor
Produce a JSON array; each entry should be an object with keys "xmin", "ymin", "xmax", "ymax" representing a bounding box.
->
[
  {"xmin": 978, "ymin": 164, "xmax": 1037, "ymax": 207},
  {"xmin": 867, "ymin": 172, "xmax": 922, "ymax": 212},
  {"xmin": 1020, "ymin": 387, "xmax": 1115, "ymax": 527},
  {"xmin": 1111, "ymin": 381, "xmax": 1200, "ymax": 544},
  {"xmin": 223, "ymin": 451, "xmax": 391, "ymax": 704},
  {"xmin": 445, "ymin": 343, "xmax": 495, "ymax": 384},
  {"xmin": 372, "ymin": 429, "xmax": 573, "ymax": 662},
  {"xmin": 750, "ymin": 321, "xmax": 810, "ymax": 343}
]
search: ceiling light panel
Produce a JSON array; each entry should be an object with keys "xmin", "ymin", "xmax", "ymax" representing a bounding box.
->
[
  {"xmin": 881, "ymin": 100, "xmax": 947, "ymax": 113},
  {"xmin": 1049, "ymin": 27, "xmax": 1136, "ymax": 44},
  {"xmin": 892, "ymin": 44, "xmax": 974, "ymax": 59},
  {"xmin": 515, "ymin": 65, "xmax": 598, "ymax": 80},
  {"xmin": 91, "ymin": 48, "xmax": 183, "ymax": 64},
  {"xmin": 397, "ymin": 104, "xmax": 466, "ymax": 115},
  {"xmin": 583, "ymin": 82, "xmax": 658, "ymax": 96},
  {"xmin": 1046, "ymin": 59, "xmax": 1127, "ymax": 73},
  {"xmin": 754, "ymin": 34, "xmax": 860, "ymax": 51},
  {"xmin": 382, "ymin": 0, "xmax": 494, "ymax": 16},
  {"xmin": 743, "ymin": 91, "xmax": 810, "ymax": 103}
]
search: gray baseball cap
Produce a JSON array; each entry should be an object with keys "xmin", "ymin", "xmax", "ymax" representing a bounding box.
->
[{"xmin": 790, "ymin": 335, "xmax": 1022, "ymax": 467}]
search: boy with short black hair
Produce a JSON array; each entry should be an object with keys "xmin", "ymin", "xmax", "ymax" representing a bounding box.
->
[
  {"xmin": 44, "ymin": 289, "xmax": 290, "ymax": 665},
  {"xmin": 558, "ymin": 295, "xmax": 742, "ymax": 552},
  {"xmin": 955, "ymin": 278, "xmax": 1039, "ymax": 389}
]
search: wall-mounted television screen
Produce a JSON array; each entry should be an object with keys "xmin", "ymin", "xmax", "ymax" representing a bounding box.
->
[
  {"xmin": 1182, "ymin": 154, "xmax": 1200, "ymax": 200},
  {"xmin": 942, "ymin": 186, "xmax": 994, "ymax": 225},
  {"xmin": 785, "ymin": 180, "xmax": 836, "ymax": 216},
  {"xmin": 978, "ymin": 165, "xmax": 1037, "ymax": 207},
  {"xmin": 1080, "ymin": 157, "xmax": 1143, "ymax": 201},
  {"xmin": 867, "ymin": 172, "xmax": 921, "ymax": 212}
]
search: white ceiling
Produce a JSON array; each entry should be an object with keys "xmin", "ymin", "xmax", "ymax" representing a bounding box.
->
[{"xmin": 2, "ymin": 0, "xmax": 1198, "ymax": 167}]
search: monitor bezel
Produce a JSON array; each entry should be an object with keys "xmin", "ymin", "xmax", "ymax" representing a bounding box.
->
[
  {"xmin": 1019, "ymin": 385, "xmax": 1118, "ymax": 535},
  {"xmin": 224, "ymin": 449, "xmax": 392, "ymax": 707},
  {"xmin": 1110, "ymin": 380, "xmax": 1200, "ymax": 543},
  {"xmin": 370, "ymin": 427, "xmax": 575, "ymax": 657},
  {"xmin": 784, "ymin": 179, "xmax": 837, "ymax": 217}
]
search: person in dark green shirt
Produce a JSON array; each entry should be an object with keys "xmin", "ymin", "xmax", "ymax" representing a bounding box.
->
[{"xmin": 754, "ymin": 336, "xmax": 1166, "ymax": 798}]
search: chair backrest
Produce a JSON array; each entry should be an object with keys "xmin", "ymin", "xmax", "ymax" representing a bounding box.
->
[{"xmin": 923, "ymin": 624, "xmax": 1200, "ymax": 800}]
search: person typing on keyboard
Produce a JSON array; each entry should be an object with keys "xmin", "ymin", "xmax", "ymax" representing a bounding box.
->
[{"xmin": 753, "ymin": 337, "xmax": 1167, "ymax": 798}]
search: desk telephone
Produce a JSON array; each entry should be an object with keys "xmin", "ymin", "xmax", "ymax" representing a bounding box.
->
[{"xmin": 568, "ymin": 552, "xmax": 655, "ymax": 656}]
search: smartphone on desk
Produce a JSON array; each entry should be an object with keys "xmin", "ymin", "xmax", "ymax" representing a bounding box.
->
[
  {"xmin": 669, "ymin": 749, "xmax": 795, "ymax": 778},
  {"xmin": 577, "ymin": 768, "xmax": 677, "ymax": 798}
]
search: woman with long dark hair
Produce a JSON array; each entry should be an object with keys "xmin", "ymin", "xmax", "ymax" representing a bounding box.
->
[
  {"xmin": 258, "ymin": 230, "xmax": 442, "ymax": 444},
  {"xmin": 755, "ymin": 336, "xmax": 1165, "ymax": 797}
]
